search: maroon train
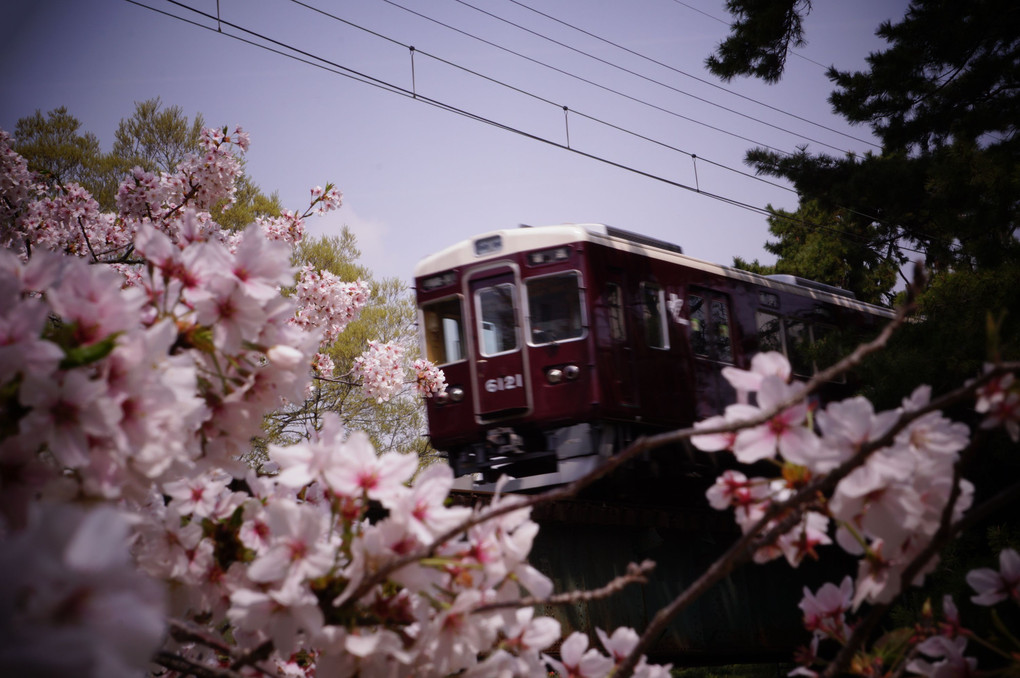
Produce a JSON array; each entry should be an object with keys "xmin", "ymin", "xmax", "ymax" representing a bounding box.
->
[{"xmin": 413, "ymin": 224, "xmax": 894, "ymax": 492}]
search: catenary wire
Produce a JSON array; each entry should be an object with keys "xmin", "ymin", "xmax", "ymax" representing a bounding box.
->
[
  {"xmin": 503, "ymin": 0, "xmax": 879, "ymax": 149},
  {"xmin": 304, "ymin": 0, "xmax": 920, "ymax": 241},
  {"xmin": 444, "ymin": 0, "xmax": 857, "ymax": 155},
  {"xmin": 126, "ymin": 0, "xmax": 928, "ymax": 256},
  {"xmin": 302, "ymin": 0, "xmax": 794, "ymax": 157}
]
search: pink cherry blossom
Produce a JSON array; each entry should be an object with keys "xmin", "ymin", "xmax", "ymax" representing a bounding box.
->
[
  {"xmin": 966, "ymin": 548, "xmax": 1020, "ymax": 606},
  {"xmin": 246, "ymin": 499, "xmax": 335, "ymax": 585},
  {"xmin": 0, "ymin": 504, "xmax": 165, "ymax": 678},
  {"xmin": 907, "ymin": 636, "xmax": 978, "ymax": 678},
  {"xmin": 544, "ymin": 631, "xmax": 614, "ymax": 678},
  {"xmin": 799, "ymin": 576, "xmax": 853, "ymax": 640},
  {"xmin": 722, "ymin": 350, "xmax": 792, "ymax": 396},
  {"xmin": 730, "ymin": 376, "xmax": 819, "ymax": 465}
]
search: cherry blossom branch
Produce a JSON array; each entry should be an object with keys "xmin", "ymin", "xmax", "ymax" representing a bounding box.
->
[
  {"xmin": 154, "ymin": 650, "xmax": 247, "ymax": 678},
  {"xmin": 822, "ymin": 475, "xmax": 1020, "ymax": 677},
  {"xmin": 471, "ymin": 560, "xmax": 657, "ymax": 613},
  {"xmin": 613, "ymin": 367, "xmax": 1018, "ymax": 674},
  {"xmin": 164, "ymin": 619, "xmax": 282, "ymax": 678},
  {"xmin": 340, "ymin": 292, "xmax": 922, "ymax": 608}
]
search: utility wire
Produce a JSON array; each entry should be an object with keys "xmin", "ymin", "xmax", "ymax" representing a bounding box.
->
[
  {"xmin": 445, "ymin": 0, "xmax": 857, "ymax": 154},
  {"xmin": 124, "ymin": 0, "xmax": 407, "ymax": 99},
  {"xmin": 127, "ymin": 0, "xmax": 927, "ymax": 256},
  {"xmin": 310, "ymin": 0, "xmax": 793, "ymax": 157},
  {"xmin": 290, "ymin": 0, "xmax": 800, "ymax": 188},
  {"xmin": 504, "ymin": 0, "xmax": 879, "ymax": 149},
  {"xmin": 370, "ymin": 0, "xmax": 913, "ymax": 238}
]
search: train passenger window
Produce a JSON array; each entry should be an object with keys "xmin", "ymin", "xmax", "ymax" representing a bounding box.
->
[
  {"xmin": 526, "ymin": 272, "xmax": 584, "ymax": 344},
  {"xmin": 689, "ymin": 294, "xmax": 707, "ymax": 355},
  {"xmin": 785, "ymin": 320, "xmax": 812, "ymax": 376},
  {"xmin": 641, "ymin": 282, "xmax": 669, "ymax": 349},
  {"xmin": 476, "ymin": 284, "xmax": 518, "ymax": 355},
  {"xmin": 606, "ymin": 283, "xmax": 626, "ymax": 341},
  {"xmin": 756, "ymin": 311, "xmax": 784, "ymax": 353},
  {"xmin": 421, "ymin": 297, "xmax": 465, "ymax": 365},
  {"xmin": 711, "ymin": 300, "xmax": 733, "ymax": 362},
  {"xmin": 688, "ymin": 292, "xmax": 733, "ymax": 362}
]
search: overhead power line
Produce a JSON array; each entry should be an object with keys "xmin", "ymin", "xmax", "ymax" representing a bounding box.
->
[
  {"xmin": 503, "ymin": 0, "xmax": 878, "ymax": 149},
  {"xmin": 314, "ymin": 0, "xmax": 795, "ymax": 157},
  {"xmin": 443, "ymin": 0, "xmax": 862, "ymax": 155},
  {"xmin": 126, "ymin": 0, "xmax": 929, "ymax": 257}
]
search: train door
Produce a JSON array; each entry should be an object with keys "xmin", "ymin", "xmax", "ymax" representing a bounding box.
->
[
  {"xmin": 467, "ymin": 266, "xmax": 532, "ymax": 420},
  {"xmin": 688, "ymin": 289, "xmax": 737, "ymax": 418},
  {"xmin": 603, "ymin": 270, "xmax": 638, "ymax": 408}
]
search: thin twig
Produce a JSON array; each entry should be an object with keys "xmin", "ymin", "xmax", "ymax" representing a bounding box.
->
[
  {"xmin": 472, "ymin": 560, "xmax": 657, "ymax": 613},
  {"xmin": 153, "ymin": 650, "xmax": 246, "ymax": 678}
]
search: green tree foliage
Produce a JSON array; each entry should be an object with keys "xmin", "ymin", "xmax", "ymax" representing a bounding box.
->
[
  {"xmin": 111, "ymin": 97, "xmax": 204, "ymax": 174},
  {"xmin": 13, "ymin": 106, "xmax": 102, "ymax": 185},
  {"xmin": 212, "ymin": 173, "xmax": 282, "ymax": 232},
  {"xmin": 713, "ymin": 0, "xmax": 1020, "ymax": 497},
  {"xmin": 13, "ymin": 101, "xmax": 281, "ymax": 227},
  {"xmin": 705, "ymin": 0, "xmax": 811, "ymax": 83},
  {"xmin": 11, "ymin": 106, "xmax": 121, "ymax": 209},
  {"xmin": 733, "ymin": 200, "xmax": 898, "ymax": 304},
  {"xmin": 711, "ymin": 0, "xmax": 1019, "ymax": 273},
  {"xmin": 712, "ymin": 3, "xmax": 1020, "ymax": 637},
  {"xmin": 260, "ymin": 229, "xmax": 435, "ymax": 461},
  {"xmin": 111, "ymin": 98, "xmax": 280, "ymax": 230}
]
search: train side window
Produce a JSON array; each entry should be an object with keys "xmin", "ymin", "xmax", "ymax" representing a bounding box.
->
[
  {"xmin": 606, "ymin": 283, "xmax": 626, "ymax": 341},
  {"xmin": 640, "ymin": 282, "xmax": 669, "ymax": 349},
  {"xmin": 421, "ymin": 296, "xmax": 465, "ymax": 365},
  {"xmin": 476, "ymin": 284, "xmax": 518, "ymax": 356},
  {"xmin": 689, "ymin": 292, "xmax": 733, "ymax": 362},
  {"xmin": 711, "ymin": 299, "xmax": 733, "ymax": 362},
  {"xmin": 756, "ymin": 311, "xmax": 784, "ymax": 354},
  {"xmin": 689, "ymin": 294, "xmax": 707, "ymax": 355},
  {"xmin": 526, "ymin": 272, "xmax": 585, "ymax": 344},
  {"xmin": 785, "ymin": 320, "xmax": 812, "ymax": 377}
]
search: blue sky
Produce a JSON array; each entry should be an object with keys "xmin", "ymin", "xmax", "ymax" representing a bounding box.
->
[{"xmin": 1, "ymin": 0, "xmax": 907, "ymax": 284}]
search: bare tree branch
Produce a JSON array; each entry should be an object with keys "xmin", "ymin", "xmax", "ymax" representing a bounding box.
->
[{"xmin": 472, "ymin": 560, "xmax": 657, "ymax": 614}]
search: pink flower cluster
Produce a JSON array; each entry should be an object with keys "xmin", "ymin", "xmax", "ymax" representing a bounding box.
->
[
  {"xmin": 257, "ymin": 208, "xmax": 307, "ymax": 244},
  {"xmin": 0, "ymin": 129, "xmax": 42, "ymax": 239},
  {"xmin": 0, "ymin": 128, "xmax": 485, "ymax": 677},
  {"xmin": 0, "ymin": 504, "xmax": 165, "ymax": 678},
  {"xmin": 19, "ymin": 182, "xmax": 127, "ymax": 258},
  {"xmin": 693, "ymin": 352, "xmax": 978, "ymax": 606},
  {"xmin": 310, "ymin": 183, "xmax": 343, "ymax": 215},
  {"xmin": 291, "ymin": 263, "xmax": 370, "ymax": 345},
  {"xmin": 164, "ymin": 125, "xmax": 246, "ymax": 211},
  {"xmin": 975, "ymin": 369, "xmax": 1020, "ymax": 441},
  {"xmin": 353, "ymin": 340, "xmax": 406, "ymax": 403},
  {"xmin": 412, "ymin": 357, "xmax": 447, "ymax": 397},
  {"xmin": 542, "ymin": 629, "xmax": 672, "ymax": 678},
  {"xmin": 116, "ymin": 165, "xmax": 169, "ymax": 220}
]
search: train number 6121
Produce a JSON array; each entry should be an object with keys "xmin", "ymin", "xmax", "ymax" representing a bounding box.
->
[{"xmin": 484, "ymin": 374, "xmax": 523, "ymax": 392}]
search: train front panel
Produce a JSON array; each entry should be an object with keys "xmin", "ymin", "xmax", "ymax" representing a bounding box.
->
[{"xmin": 415, "ymin": 230, "xmax": 602, "ymax": 485}]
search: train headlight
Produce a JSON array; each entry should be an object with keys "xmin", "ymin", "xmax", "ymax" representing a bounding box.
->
[
  {"xmin": 546, "ymin": 368, "xmax": 564, "ymax": 384},
  {"xmin": 448, "ymin": 386, "xmax": 465, "ymax": 402},
  {"xmin": 564, "ymin": 364, "xmax": 580, "ymax": 380},
  {"xmin": 435, "ymin": 391, "xmax": 450, "ymax": 405}
]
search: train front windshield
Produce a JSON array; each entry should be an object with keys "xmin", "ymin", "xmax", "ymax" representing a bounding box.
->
[
  {"xmin": 477, "ymin": 284, "xmax": 518, "ymax": 355},
  {"xmin": 422, "ymin": 297, "xmax": 465, "ymax": 365},
  {"xmin": 526, "ymin": 272, "xmax": 584, "ymax": 344}
]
